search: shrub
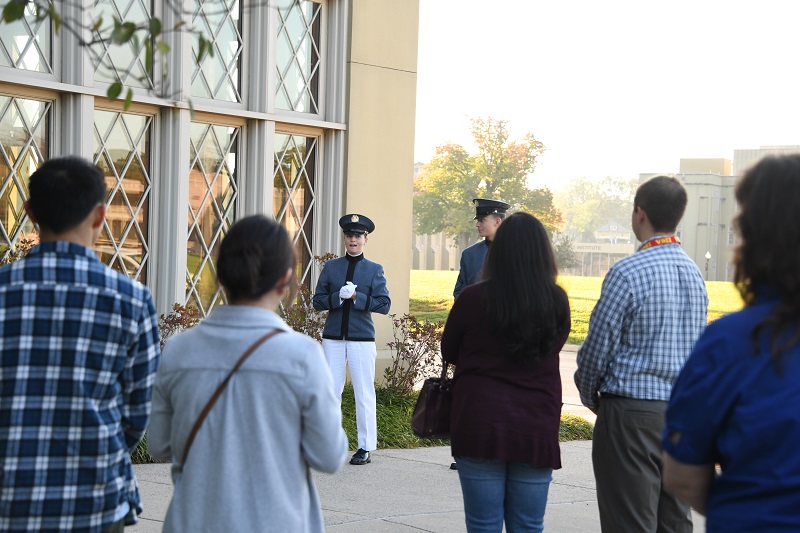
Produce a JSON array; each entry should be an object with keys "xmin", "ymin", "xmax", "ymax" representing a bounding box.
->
[
  {"xmin": 383, "ymin": 313, "xmax": 445, "ymax": 394},
  {"xmin": 282, "ymin": 285, "xmax": 326, "ymax": 342},
  {"xmin": 339, "ymin": 383, "xmax": 593, "ymax": 450},
  {"xmin": 158, "ymin": 303, "xmax": 201, "ymax": 350},
  {"xmin": 341, "ymin": 383, "xmax": 448, "ymax": 449},
  {"xmin": 281, "ymin": 253, "xmax": 336, "ymax": 342},
  {"xmin": 558, "ymin": 414, "xmax": 594, "ymax": 441},
  {"xmin": 0, "ymin": 237, "xmax": 35, "ymax": 265}
]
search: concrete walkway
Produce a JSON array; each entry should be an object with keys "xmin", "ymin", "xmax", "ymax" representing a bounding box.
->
[{"xmin": 128, "ymin": 347, "xmax": 705, "ymax": 532}]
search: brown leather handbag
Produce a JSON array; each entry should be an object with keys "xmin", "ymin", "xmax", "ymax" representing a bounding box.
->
[
  {"xmin": 181, "ymin": 329, "xmax": 283, "ymax": 466},
  {"xmin": 411, "ymin": 362, "xmax": 452, "ymax": 440}
]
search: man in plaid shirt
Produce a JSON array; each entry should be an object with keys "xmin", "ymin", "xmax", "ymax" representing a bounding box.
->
[
  {"xmin": 0, "ymin": 157, "xmax": 161, "ymax": 533},
  {"xmin": 574, "ymin": 176, "xmax": 708, "ymax": 533}
]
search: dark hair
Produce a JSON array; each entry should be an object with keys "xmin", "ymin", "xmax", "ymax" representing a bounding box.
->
[
  {"xmin": 483, "ymin": 212, "xmax": 570, "ymax": 362},
  {"xmin": 734, "ymin": 154, "xmax": 800, "ymax": 365},
  {"xmin": 28, "ymin": 156, "xmax": 107, "ymax": 233},
  {"xmin": 217, "ymin": 215, "xmax": 296, "ymax": 303},
  {"xmin": 634, "ymin": 176, "xmax": 687, "ymax": 233}
]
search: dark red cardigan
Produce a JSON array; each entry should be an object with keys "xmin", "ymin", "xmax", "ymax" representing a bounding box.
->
[{"xmin": 441, "ymin": 282, "xmax": 570, "ymax": 468}]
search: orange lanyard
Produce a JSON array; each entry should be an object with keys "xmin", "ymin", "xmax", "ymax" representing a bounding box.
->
[{"xmin": 638, "ymin": 235, "xmax": 681, "ymax": 252}]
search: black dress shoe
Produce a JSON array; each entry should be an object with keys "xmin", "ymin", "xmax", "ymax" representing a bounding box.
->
[
  {"xmin": 450, "ymin": 461, "xmax": 458, "ymax": 470},
  {"xmin": 350, "ymin": 448, "xmax": 371, "ymax": 465}
]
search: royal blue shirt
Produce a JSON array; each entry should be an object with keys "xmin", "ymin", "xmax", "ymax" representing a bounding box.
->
[
  {"xmin": 663, "ymin": 290, "xmax": 800, "ymax": 532},
  {"xmin": 0, "ymin": 242, "xmax": 160, "ymax": 532}
]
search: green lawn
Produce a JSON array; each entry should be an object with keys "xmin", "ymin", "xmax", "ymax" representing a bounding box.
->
[{"xmin": 409, "ymin": 270, "xmax": 743, "ymax": 345}]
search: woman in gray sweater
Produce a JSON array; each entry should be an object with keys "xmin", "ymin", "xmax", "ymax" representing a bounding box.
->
[{"xmin": 148, "ymin": 215, "xmax": 348, "ymax": 532}]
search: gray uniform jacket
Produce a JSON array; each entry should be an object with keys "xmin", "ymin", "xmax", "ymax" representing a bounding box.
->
[
  {"xmin": 148, "ymin": 305, "xmax": 348, "ymax": 533},
  {"xmin": 313, "ymin": 254, "xmax": 391, "ymax": 341},
  {"xmin": 453, "ymin": 239, "xmax": 490, "ymax": 298}
]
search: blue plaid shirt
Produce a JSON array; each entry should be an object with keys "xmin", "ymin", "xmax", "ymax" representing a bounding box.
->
[
  {"xmin": 0, "ymin": 242, "xmax": 160, "ymax": 532},
  {"xmin": 574, "ymin": 239, "xmax": 708, "ymax": 410}
]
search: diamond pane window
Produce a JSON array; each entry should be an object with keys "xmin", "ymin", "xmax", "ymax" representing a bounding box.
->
[
  {"xmin": 0, "ymin": 96, "xmax": 49, "ymax": 262},
  {"xmin": 0, "ymin": 3, "xmax": 51, "ymax": 73},
  {"xmin": 93, "ymin": 110, "xmax": 152, "ymax": 283},
  {"xmin": 92, "ymin": 0, "xmax": 154, "ymax": 89},
  {"xmin": 191, "ymin": 0, "xmax": 243, "ymax": 102},
  {"xmin": 274, "ymin": 133, "xmax": 316, "ymax": 284},
  {"xmin": 276, "ymin": 0, "xmax": 321, "ymax": 114},
  {"xmin": 187, "ymin": 123, "xmax": 239, "ymax": 315}
]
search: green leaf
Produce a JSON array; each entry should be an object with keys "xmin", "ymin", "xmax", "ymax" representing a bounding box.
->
[
  {"xmin": 130, "ymin": 34, "xmax": 141, "ymax": 55},
  {"xmin": 197, "ymin": 36, "xmax": 208, "ymax": 63},
  {"xmin": 149, "ymin": 17, "xmax": 162, "ymax": 36},
  {"xmin": 123, "ymin": 88, "xmax": 133, "ymax": 110},
  {"xmin": 107, "ymin": 82, "xmax": 123, "ymax": 100},
  {"xmin": 156, "ymin": 41, "xmax": 170, "ymax": 55},
  {"xmin": 144, "ymin": 40, "xmax": 153, "ymax": 72},
  {"xmin": 48, "ymin": 3, "xmax": 60, "ymax": 33},
  {"xmin": 2, "ymin": 0, "xmax": 26, "ymax": 23},
  {"xmin": 110, "ymin": 22, "xmax": 136, "ymax": 44},
  {"xmin": 92, "ymin": 16, "xmax": 103, "ymax": 32}
]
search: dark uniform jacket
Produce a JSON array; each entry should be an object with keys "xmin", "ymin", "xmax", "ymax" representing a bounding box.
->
[
  {"xmin": 312, "ymin": 254, "xmax": 391, "ymax": 341},
  {"xmin": 453, "ymin": 240, "xmax": 490, "ymax": 299}
]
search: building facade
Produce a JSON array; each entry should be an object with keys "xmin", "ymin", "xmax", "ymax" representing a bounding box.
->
[
  {"xmin": 640, "ymin": 166, "xmax": 737, "ymax": 282},
  {"xmin": 0, "ymin": 0, "xmax": 418, "ymax": 367},
  {"xmin": 641, "ymin": 148, "xmax": 800, "ymax": 282}
]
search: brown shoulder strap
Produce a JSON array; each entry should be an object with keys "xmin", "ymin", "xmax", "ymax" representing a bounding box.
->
[{"xmin": 181, "ymin": 329, "xmax": 283, "ymax": 466}]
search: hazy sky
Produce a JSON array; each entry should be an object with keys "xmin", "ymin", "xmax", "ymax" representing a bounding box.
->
[{"xmin": 414, "ymin": 0, "xmax": 800, "ymax": 190}]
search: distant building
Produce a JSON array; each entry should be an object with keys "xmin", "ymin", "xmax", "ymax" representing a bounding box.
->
[
  {"xmin": 679, "ymin": 158, "xmax": 731, "ymax": 175},
  {"xmin": 641, "ymin": 146, "xmax": 800, "ymax": 282},
  {"xmin": 571, "ymin": 242, "xmax": 635, "ymax": 277},
  {"xmin": 412, "ymin": 233, "xmax": 458, "ymax": 271},
  {"xmin": 732, "ymin": 146, "xmax": 800, "ymax": 177},
  {"xmin": 593, "ymin": 221, "xmax": 633, "ymax": 244}
]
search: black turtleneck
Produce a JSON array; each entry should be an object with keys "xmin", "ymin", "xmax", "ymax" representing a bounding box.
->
[{"xmin": 341, "ymin": 253, "xmax": 364, "ymax": 338}]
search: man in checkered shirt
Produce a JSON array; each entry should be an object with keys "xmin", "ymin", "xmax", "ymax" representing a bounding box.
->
[
  {"xmin": 0, "ymin": 157, "xmax": 161, "ymax": 533},
  {"xmin": 574, "ymin": 176, "xmax": 708, "ymax": 533}
]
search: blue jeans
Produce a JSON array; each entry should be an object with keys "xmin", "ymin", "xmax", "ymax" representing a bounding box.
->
[{"xmin": 456, "ymin": 456, "xmax": 553, "ymax": 533}]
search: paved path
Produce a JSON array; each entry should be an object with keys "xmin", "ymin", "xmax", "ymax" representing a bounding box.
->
[{"xmin": 129, "ymin": 347, "xmax": 705, "ymax": 532}]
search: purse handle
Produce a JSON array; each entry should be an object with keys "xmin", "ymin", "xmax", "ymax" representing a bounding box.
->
[
  {"xmin": 439, "ymin": 360, "xmax": 450, "ymax": 385},
  {"xmin": 181, "ymin": 329, "xmax": 283, "ymax": 466}
]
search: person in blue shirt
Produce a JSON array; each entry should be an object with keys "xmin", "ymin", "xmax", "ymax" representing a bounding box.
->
[
  {"xmin": 663, "ymin": 154, "xmax": 800, "ymax": 532},
  {"xmin": 0, "ymin": 157, "xmax": 160, "ymax": 533},
  {"xmin": 453, "ymin": 198, "xmax": 510, "ymax": 299},
  {"xmin": 575, "ymin": 176, "xmax": 708, "ymax": 532},
  {"xmin": 313, "ymin": 214, "xmax": 390, "ymax": 465}
]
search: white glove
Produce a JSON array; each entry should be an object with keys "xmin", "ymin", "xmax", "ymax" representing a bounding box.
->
[{"xmin": 339, "ymin": 281, "xmax": 357, "ymax": 300}]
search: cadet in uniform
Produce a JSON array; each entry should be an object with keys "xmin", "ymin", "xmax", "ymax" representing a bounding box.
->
[
  {"xmin": 450, "ymin": 198, "xmax": 510, "ymax": 471},
  {"xmin": 453, "ymin": 198, "xmax": 511, "ymax": 299},
  {"xmin": 313, "ymin": 214, "xmax": 391, "ymax": 465}
]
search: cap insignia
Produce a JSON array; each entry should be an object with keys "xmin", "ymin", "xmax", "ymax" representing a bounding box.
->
[{"xmin": 351, "ymin": 215, "xmax": 359, "ymax": 222}]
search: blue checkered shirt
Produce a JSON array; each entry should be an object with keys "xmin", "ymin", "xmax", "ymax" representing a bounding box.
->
[
  {"xmin": 0, "ymin": 241, "xmax": 160, "ymax": 532},
  {"xmin": 574, "ymin": 240, "xmax": 708, "ymax": 410}
]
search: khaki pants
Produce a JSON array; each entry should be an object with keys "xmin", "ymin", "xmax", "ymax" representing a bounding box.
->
[
  {"xmin": 592, "ymin": 396, "xmax": 693, "ymax": 533},
  {"xmin": 103, "ymin": 517, "xmax": 125, "ymax": 533}
]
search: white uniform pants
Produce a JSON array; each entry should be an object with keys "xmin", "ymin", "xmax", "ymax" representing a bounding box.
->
[{"xmin": 322, "ymin": 339, "xmax": 377, "ymax": 451}]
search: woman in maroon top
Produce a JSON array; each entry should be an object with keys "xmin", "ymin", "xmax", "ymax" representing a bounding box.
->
[{"xmin": 441, "ymin": 212, "xmax": 570, "ymax": 533}]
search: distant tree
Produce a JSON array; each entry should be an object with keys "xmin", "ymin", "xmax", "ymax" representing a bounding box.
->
[
  {"xmin": 554, "ymin": 176, "xmax": 638, "ymax": 242},
  {"xmin": 552, "ymin": 233, "xmax": 579, "ymax": 272},
  {"xmin": 414, "ymin": 117, "xmax": 561, "ymax": 250}
]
